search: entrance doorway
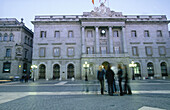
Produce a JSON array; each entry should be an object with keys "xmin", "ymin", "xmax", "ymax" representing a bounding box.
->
[
  {"xmin": 39, "ymin": 64, "xmax": 46, "ymax": 79},
  {"xmin": 67, "ymin": 64, "xmax": 74, "ymax": 79},
  {"xmin": 53, "ymin": 64, "xmax": 60, "ymax": 79}
]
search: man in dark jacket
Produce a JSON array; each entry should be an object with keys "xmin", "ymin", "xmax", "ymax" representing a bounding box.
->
[
  {"xmin": 117, "ymin": 64, "xmax": 123, "ymax": 96},
  {"xmin": 106, "ymin": 65, "xmax": 115, "ymax": 96}
]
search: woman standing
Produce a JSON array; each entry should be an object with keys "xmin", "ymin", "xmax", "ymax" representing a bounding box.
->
[
  {"xmin": 97, "ymin": 65, "xmax": 105, "ymax": 95},
  {"xmin": 117, "ymin": 64, "xmax": 123, "ymax": 96}
]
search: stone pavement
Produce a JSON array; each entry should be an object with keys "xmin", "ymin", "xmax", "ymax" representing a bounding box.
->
[{"xmin": 0, "ymin": 79, "xmax": 170, "ymax": 110}]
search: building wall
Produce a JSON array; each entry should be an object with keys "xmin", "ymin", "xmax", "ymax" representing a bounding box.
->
[
  {"xmin": 32, "ymin": 9, "xmax": 170, "ymax": 80},
  {"xmin": 0, "ymin": 18, "xmax": 33, "ymax": 79},
  {"xmin": 32, "ymin": 22, "xmax": 82, "ymax": 80}
]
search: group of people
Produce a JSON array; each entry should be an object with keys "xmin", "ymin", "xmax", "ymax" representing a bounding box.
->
[{"xmin": 97, "ymin": 64, "xmax": 132, "ymax": 96}]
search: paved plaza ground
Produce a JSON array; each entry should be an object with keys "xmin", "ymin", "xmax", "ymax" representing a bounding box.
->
[{"xmin": 0, "ymin": 79, "xmax": 170, "ymax": 110}]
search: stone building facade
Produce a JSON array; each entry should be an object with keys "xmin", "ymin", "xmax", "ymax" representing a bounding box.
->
[
  {"xmin": 0, "ymin": 18, "xmax": 33, "ymax": 79},
  {"xmin": 32, "ymin": 4, "xmax": 170, "ymax": 80}
]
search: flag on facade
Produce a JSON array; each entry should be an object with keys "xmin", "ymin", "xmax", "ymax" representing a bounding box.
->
[{"xmin": 92, "ymin": 0, "xmax": 94, "ymax": 4}]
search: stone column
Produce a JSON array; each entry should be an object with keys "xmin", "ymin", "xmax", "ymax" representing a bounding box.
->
[
  {"xmin": 109, "ymin": 26, "xmax": 113, "ymax": 54},
  {"xmin": 81, "ymin": 26, "xmax": 86, "ymax": 54},
  {"xmin": 95, "ymin": 26, "xmax": 100, "ymax": 54},
  {"xmin": 122, "ymin": 26, "xmax": 128, "ymax": 53}
]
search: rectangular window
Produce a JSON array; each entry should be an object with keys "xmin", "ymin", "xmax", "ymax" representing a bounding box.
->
[
  {"xmin": 100, "ymin": 47, "xmax": 107, "ymax": 54},
  {"xmin": 87, "ymin": 30, "xmax": 93, "ymax": 38},
  {"xmin": 25, "ymin": 36, "xmax": 27, "ymax": 43},
  {"xmin": 40, "ymin": 31, "xmax": 46, "ymax": 38},
  {"xmin": 53, "ymin": 48, "xmax": 60, "ymax": 57},
  {"xmin": 3, "ymin": 62, "xmax": 11, "ymax": 73},
  {"xmin": 114, "ymin": 47, "xmax": 120, "ymax": 54},
  {"xmin": 25, "ymin": 50, "xmax": 28, "ymax": 59},
  {"xmin": 157, "ymin": 30, "xmax": 162, "ymax": 37},
  {"xmin": 39, "ymin": 48, "xmax": 45, "ymax": 57},
  {"xmin": 132, "ymin": 47, "xmax": 138, "ymax": 56},
  {"xmin": 86, "ymin": 47, "xmax": 94, "ymax": 54},
  {"xmin": 68, "ymin": 31, "xmax": 73, "ymax": 38},
  {"xmin": 144, "ymin": 30, "xmax": 150, "ymax": 37},
  {"xmin": 0, "ymin": 35, "xmax": 2, "ymax": 41},
  {"xmin": 131, "ymin": 30, "xmax": 137, "ymax": 37},
  {"xmin": 68, "ymin": 47, "xmax": 74, "ymax": 56},
  {"xmin": 6, "ymin": 49, "xmax": 11, "ymax": 57},
  {"xmin": 100, "ymin": 29, "xmax": 106, "ymax": 37},
  {"xmin": 113, "ymin": 30, "xmax": 119, "ymax": 37},
  {"xmin": 145, "ymin": 46, "xmax": 152, "ymax": 56},
  {"xmin": 159, "ymin": 46, "xmax": 166, "ymax": 55},
  {"xmin": 55, "ymin": 31, "xmax": 60, "ymax": 38}
]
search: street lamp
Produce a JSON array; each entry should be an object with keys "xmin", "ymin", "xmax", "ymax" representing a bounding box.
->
[
  {"xmin": 31, "ymin": 65, "xmax": 38, "ymax": 82},
  {"xmin": 129, "ymin": 61, "xmax": 137, "ymax": 80},
  {"xmin": 83, "ymin": 61, "xmax": 89, "ymax": 81}
]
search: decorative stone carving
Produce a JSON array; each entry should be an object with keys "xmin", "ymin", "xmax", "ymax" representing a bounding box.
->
[{"xmin": 90, "ymin": 3, "xmax": 123, "ymax": 17}]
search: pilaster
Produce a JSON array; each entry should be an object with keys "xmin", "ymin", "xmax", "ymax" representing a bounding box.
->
[{"xmin": 95, "ymin": 26, "xmax": 100, "ymax": 54}]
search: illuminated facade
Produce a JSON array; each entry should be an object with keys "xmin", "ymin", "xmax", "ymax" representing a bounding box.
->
[{"xmin": 32, "ymin": 3, "xmax": 170, "ymax": 80}]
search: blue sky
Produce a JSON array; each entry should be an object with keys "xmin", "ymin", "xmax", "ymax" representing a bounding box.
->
[{"xmin": 1, "ymin": 0, "xmax": 170, "ymax": 30}]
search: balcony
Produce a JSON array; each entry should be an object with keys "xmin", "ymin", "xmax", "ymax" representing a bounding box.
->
[{"xmin": 81, "ymin": 53, "xmax": 129, "ymax": 58}]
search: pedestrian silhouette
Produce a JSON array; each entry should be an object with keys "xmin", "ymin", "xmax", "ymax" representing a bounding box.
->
[
  {"xmin": 106, "ymin": 64, "xmax": 115, "ymax": 96},
  {"xmin": 97, "ymin": 65, "xmax": 105, "ymax": 95}
]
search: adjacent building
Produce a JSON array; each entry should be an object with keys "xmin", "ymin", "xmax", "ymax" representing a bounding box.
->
[
  {"xmin": 0, "ymin": 18, "xmax": 33, "ymax": 79},
  {"xmin": 32, "ymin": 3, "xmax": 170, "ymax": 80}
]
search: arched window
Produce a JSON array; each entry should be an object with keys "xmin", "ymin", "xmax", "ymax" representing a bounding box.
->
[
  {"xmin": 161, "ymin": 62, "xmax": 168, "ymax": 76},
  {"xmin": 147, "ymin": 62, "xmax": 154, "ymax": 77},
  {"xmin": 67, "ymin": 64, "xmax": 74, "ymax": 79},
  {"xmin": 53, "ymin": 64, "xmax": 60, "ymax": 79},
  {"xmin": 134, "ymin": 63, "xmax": 141, "ymax": 77},
  {"xmin": 4, "ymin": 33, "xmax": 8, "ymax": 41},
  {"xmin": 9, "ymin": 33, "xmax": 14, "ymax": 41},
  {"xmin": 0, "ymin": 33, "xmax": 2, "ymax": 41}
]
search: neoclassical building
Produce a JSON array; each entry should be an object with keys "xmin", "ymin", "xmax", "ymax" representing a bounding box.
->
[
  {"xmin": 0, "ymin": 18, "xmax": 33, "ymax": 79},
  {"xmin": 32, "ymin": 3, "xmax": 170, "ymax": 80}
]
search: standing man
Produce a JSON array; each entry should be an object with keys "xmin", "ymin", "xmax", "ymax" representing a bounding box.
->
[
  {"xmin": 124, "ymin": 65, "xmax": 132, "ymax": 95},
  {"xmin": 117, "ymin": 64, "xmax": 123, "ymax": 96},
  {"xmin": 106, "ymin": 64, "xmax": 115, "ymax": 96},
  {"xmin": 97, "ymin": 65, "xmax": 105, "ymax": 95}
]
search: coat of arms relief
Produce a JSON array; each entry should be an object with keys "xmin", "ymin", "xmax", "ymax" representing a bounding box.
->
[{"xmin": 90, "ymin": 3, "xmax": 123, "ymax": 17}]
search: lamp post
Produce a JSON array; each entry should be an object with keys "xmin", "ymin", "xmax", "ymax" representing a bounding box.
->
[
  {"xmin": 83, "ymin": 61, "xmax": 89, "ymax": 81},
  {"xmin": 31, "ymin": 65, "xmax": 38, "ymax": 82},
  {"xmin": 129, "ymin": 61, "xmax": 137, "ymax": 80}
]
